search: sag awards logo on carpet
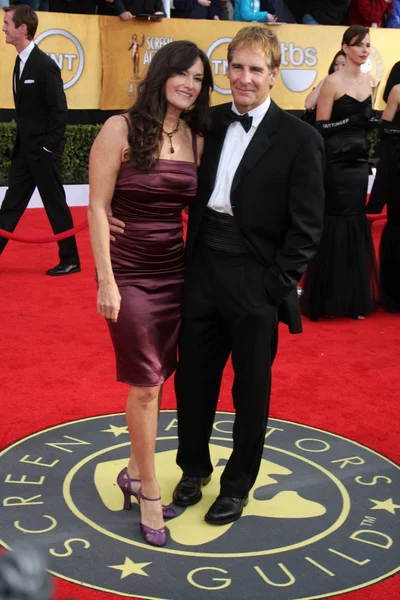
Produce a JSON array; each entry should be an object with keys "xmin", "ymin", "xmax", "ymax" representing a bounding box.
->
[{"xmin": 1, "ymin": 411, "xmax": 399, "ymax": 600}]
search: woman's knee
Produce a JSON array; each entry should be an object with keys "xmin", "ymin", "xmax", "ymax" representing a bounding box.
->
[{"xmin": 129, "ymin": 385, "xmax": 160, "ymax": 406}]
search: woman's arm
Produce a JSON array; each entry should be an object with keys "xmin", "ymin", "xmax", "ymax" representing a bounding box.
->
[
  {"xmin": 304, "ymin": 79, "xmax": 325, "ymax": 111},
  {"xmin": 382, "ymin": 85, "xmax": 400, "ymax": 122},
  {"xmin": 235, "ymin": 0, "xmax": 275, "ymax": 22},
  {"xmin": 88, "ymin": 116, "xmax": 126, "ymax": 322},
  {"xmin": 316, "ymin": 77, "xmax": 336, "ymax": 121}
]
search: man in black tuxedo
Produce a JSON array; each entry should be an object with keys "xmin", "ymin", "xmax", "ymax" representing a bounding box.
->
[
  {"xmin": 172, "ymin": 26, "xmax": 324, "ymax": 525},
  {"xmin": 1, "ymin": 4, "xmax": 80, "ymax": 275}
]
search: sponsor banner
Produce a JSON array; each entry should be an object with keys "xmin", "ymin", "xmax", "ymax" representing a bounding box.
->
[
  {"xmin": 0, "ymin": 12, "xmax": 101, "ymax": 109},
  {"xmin": 1, "ymin": 14, "xmax": 399, "ymax": 111},
  {"xmin": 99, "ymin": 19, "xmax": 400, "ymax": 111}
]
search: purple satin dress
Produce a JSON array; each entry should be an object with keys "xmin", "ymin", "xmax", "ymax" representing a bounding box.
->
[{"xmin": 107, "ymin": 135, "xmax": 197, "ymax": 386}]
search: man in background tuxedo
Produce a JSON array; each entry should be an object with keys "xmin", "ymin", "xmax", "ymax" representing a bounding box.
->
[
  {"xmin": 172, "ymin": 26, "xmax": 324, "ymax": 525},
  {"xmin": 0, "ymin": 4, "xmax": 80, "ymax": 275}
]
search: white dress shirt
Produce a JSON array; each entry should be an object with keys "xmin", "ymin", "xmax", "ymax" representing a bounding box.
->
[
  {"xmin": 18, "ymin": 41, "xmax": 35, "ymax": 80},
  {"xmin": 207, "ymin": 95, "xmax": 271, "ymax": 216}
]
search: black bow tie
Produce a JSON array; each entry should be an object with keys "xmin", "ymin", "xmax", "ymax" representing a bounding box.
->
[{"xmin": 224, "ymin": 110, "xmax": 253, "ymax": 133}]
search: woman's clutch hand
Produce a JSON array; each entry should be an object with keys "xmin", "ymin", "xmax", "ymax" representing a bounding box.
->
[{"xmin": 97, "ymin": 282, "xmax": 121, "ymax": 323}]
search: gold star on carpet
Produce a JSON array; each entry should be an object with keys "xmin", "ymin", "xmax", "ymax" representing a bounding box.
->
[
  {"xmin": 369, "ymin": 498, "xmax": 400, "ymax": 515},
  {"xmin": 108, "ymin": 557, "xmax": 151, "ymax": 578},
  {"xmin": 101, "ymin": 424, "xmax": 129, "ymax": 437}
]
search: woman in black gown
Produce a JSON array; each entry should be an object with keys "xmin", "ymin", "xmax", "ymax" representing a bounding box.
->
[
  {"xmin": 367, "ymin": 84, "xmax": 400, "ymax": 312},
  {"xmin": 301, "ymin": 25, "xmax": 379, "ymax": 321}
]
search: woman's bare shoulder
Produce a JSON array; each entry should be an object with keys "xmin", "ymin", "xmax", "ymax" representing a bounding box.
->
[{"xmin": 102, "ymin": 114, "xmax": 130, "ymax": 136}]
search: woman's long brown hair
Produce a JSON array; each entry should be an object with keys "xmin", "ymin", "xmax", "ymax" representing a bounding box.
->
[{"xmin": 125, "ymin": 41, "xmax": 214, "ymax": 171}]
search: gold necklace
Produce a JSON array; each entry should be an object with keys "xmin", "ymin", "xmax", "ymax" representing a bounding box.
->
[
  {"xmin": 342, "ymin": 75, "xmax": 364, "ymax": 87},
  {"xmin": 162, "ymin": 119, "xmax": 180, "ymax": 154}
]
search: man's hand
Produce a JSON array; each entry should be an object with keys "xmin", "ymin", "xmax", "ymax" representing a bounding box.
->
[
  {"xmin": 120, "ymin": 11, "xmax": 134, "ymax": 20},
  {"xmin": 107, "ymin": 207, "xmax": 125, "ymax": 242},
  {"xmin": 153, "ymin": 11, "xmax": 164, "ymax": 21},
  {"xmin": 268, "ymin": 13, "xmax": 277, "ymax": 22},
  {"xmin": 198, "ymin": 0, "xmax": 211, "ymax": 7}
]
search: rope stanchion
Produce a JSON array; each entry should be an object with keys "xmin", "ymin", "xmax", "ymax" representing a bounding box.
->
[{"xmin": 0, "ymin": 220, "xmax": 88, "ymax": 243}]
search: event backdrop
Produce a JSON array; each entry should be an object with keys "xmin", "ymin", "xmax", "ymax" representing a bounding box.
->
[
  {"xmin": 0, "ymin": 13, "xmax": 399, "ymax": 111},
  {"xmin": 0, "ymin": 12, "xmax": 101, "ymax": 109}
]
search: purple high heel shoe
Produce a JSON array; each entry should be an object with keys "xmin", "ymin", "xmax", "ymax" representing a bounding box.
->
[
  {"xmin": 137, "ymin": 487, "xmax": 167, "ymax": 547},
  {"xmin": 117, "ymin": 468, "xmax": 177, "ymax": 519}
]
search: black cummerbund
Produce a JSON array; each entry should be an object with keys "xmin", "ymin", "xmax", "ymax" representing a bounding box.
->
[{"xmin": 198, "ymin": 208, "xmax": 248, "ymax": 254}]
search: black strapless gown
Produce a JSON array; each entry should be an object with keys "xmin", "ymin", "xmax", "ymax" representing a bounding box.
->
[
  {"xmin": 368, "ymin": 112, "xmax": 400, "ymax": 312},
  {"xmin": 301, "ymin": 95, "xmax": 379, "ymax": 320},
  {"xmin": 106, "ymin": 156, "xmax": 197, "ymax": 386}
]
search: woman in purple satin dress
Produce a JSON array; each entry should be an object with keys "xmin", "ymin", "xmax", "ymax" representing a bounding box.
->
[{"xmin": 88, "ymin": 41, "xmax": 213, "ymax": 547}]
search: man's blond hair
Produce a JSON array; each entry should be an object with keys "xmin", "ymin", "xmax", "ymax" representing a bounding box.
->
[{"xmin": 227, "ymin": 26, "xmax": 281, "ymax": 70}]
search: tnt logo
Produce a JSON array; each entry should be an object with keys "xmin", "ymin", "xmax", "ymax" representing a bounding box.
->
[
  {"xmin": 35, "ymin": 29, "xmax": 84, "ymax": 90},
  {"xmin": 207, "ymin": 37, "xmax": 231, "ymax": 95}
]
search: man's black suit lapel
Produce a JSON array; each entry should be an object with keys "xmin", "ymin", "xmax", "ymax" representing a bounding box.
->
[{"xmin": 231, "ymin": 100, "xmax": 280, "ymax": 194}]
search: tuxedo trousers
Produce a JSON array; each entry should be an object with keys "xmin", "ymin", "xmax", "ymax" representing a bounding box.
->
[
  {"xmin": 0, "ymin": 145, "xmax": 79, "ymax": 264},
  {"xmin": 175, "ymin": 243, "xmax": 279, "ymax": 498}
]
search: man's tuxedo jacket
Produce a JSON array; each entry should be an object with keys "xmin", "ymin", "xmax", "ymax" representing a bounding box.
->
[
  {"xmin": 12, "ymin": 44, "xmax": 67, "ymax": 159},
  {"xmin": 185, "ymin": 100, "xmax": 325, "ymax": 334}
]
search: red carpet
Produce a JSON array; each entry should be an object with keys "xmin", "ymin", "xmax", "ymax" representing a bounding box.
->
[{"xmin": 0, "ymin": 207, "xmax": 399, "ymax": 600}]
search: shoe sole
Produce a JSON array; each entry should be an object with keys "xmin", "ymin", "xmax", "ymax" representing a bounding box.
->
[{"xmin": 173, "ymin": 475, "xmax": 212, "ymax": 507}]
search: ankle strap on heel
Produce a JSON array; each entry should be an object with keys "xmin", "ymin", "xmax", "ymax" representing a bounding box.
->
[{"xmin": 138, "ymin": 488, "xmax": 161, "ymax": 502}]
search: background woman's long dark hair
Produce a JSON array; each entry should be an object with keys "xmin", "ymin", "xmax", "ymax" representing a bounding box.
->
[
  {"xmin": 125, "ymin": 41, "xmax": 213, "ymax": 171},
  {"xmin": 328, "ymin": 50, "xmax": 346, "ymax": 76}
]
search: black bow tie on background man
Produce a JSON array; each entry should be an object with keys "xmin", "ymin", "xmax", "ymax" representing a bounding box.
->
[{"xmin": 224, "ymin": 110, "xmax": 253, "ymax": 133}]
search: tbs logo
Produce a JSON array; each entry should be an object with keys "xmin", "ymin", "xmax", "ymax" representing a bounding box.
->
[
  {"xmin": 207, "ymin": 38, "xmax": 318, "ymax": 95},
  {"xmin": 280, "ymin": 42, "xmax": 318, "ymax": 92}
]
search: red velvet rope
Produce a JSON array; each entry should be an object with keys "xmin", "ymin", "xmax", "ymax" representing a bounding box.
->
[
  {"xmin": 0, "ymin": 220, "xmax": 88, "ymax": 243},
  {"xmin": 0, "ymin": 211, "xmax": 386, "ymax": 244},
  {"xmin": 367, "ymin": 214, "xmax": 387, "ymax": 222}
]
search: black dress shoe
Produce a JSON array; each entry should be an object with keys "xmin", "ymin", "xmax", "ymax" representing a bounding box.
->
[
  {"xmin": 173, "ymin": 475, "xmax": 211, "ymax": 506},
  {"xmin": 46, "ymin": 263, "xmax": 81, "ymax": 276},
  {"xmin": 205, "ymin": 495, "xmax": 249, "ymax": 525}
]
